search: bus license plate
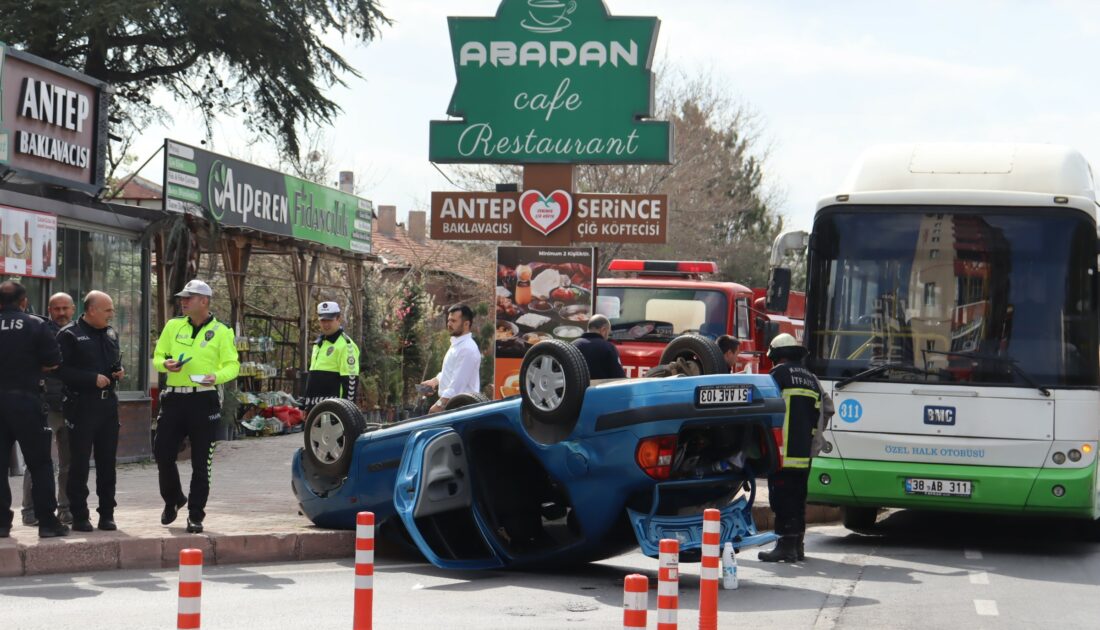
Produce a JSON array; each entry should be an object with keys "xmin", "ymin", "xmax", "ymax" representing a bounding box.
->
[
  {"xmin": 696, "ymin": 385, "xmax": 752, "ymax": 406},
  {"xmin": 904, "ymin": 478, "xmax": 971, "ymax": 498}
]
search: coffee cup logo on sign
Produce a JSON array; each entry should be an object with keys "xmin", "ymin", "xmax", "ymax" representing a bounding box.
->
[{"xmin": 522, "ymin": 0, "xmax": 577, "ymax": 34}]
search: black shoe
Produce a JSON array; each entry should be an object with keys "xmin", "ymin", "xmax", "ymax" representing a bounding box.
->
[
  {"xmin": 57, "ymin": 508, "xmax": 73, "ymax": 525},
  {"xmin": 758, "ymin": 536, "xmax": 800, "ymax": 563},
  {"xmin": 39, "ymin": 523, "xmax": 70, "ymax": 538},
  {"xmin": 21, "ymin": 513, "xmax": 38, "ymax": 527},
  {"xmin": 0, "ymin": 526, "xmax": 10, "ymax": 538},
  {"xmin": 161, "ymin": 498, "xmax": 187, "ymax": 525},
  {"xmin": 797, "ymin": 535, "xmax": 806, "ymax": 561},
  {"xmin": 72, "ymin": 518, "xmax": 94, "ymax": 533},
  {"xmin": 185, "ymin": 517, "xmax": 203, "ymax": 534},
  {"xmin": 98, "ymin": 518, "xmax": 117, "ymax": 531}
]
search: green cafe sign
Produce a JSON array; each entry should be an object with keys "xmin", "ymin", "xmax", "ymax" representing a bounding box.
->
[
  {"xmin": 162, "ymin": 139, "xmax": 372, "ymax": 254},
  {"xmin": 429, "ymin": 0, "xmax": 671, "ymax": 165}
]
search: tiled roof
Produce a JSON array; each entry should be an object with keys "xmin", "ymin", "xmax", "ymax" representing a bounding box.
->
[
  {"xmin": 371, "ymin": 223, "xmax": 493, "ymax": 287},
  {"xmin": 113, "ymin": 173, "xmax": 163, "ymax": 200}
]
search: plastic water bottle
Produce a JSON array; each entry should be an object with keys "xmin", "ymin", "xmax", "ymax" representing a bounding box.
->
[{"xmin": 721, "ymin": 542, "xmax": 738, "ymax": 590}]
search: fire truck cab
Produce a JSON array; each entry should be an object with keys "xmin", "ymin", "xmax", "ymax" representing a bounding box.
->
[{"xmin": 595, "ymin": 260, "xmax": 805, "ymax": 378}]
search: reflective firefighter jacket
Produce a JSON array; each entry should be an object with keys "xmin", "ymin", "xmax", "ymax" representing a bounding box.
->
[
  {"xmin": 770, "ymin": 361, "xmax": 824, "ymax": 469},
  {"xmin": 304, "ymin": 329, "xmax": 360, "ymax": 406}
]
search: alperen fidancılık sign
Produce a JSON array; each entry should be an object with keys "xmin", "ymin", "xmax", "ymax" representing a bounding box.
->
[
  {"xmin": 163, "ymin": 140, "xmax": 372, "ymax": 254},
  {"xmin": 429, "ymin": 0, "xmax": 671, "ymax": 165},
  {"xmin": 0, "ymin": 43, "xmax": 110, "ymax": 194}
]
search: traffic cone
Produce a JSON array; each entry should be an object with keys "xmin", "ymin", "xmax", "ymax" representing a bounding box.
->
[
  {"xmin": 698, "ymin": 509, "xmax": 720, "ymax": 630},
  {"xmin": 623, "ymin": 574, "xmax": 648, "ymax": 629},
  {"xmin": 658, "ymin": 539, "xmax": 679, "ymax": 630},
  {"xmin": 354, "ymin": 511, "xmax": 375, "ymax": 630},
  {"xmin": 177, "ymin": 548, "xmax": 202, "ymax": 629}
]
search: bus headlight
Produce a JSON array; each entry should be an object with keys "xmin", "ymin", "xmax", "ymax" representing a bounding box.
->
[
  {"xmin": 1068, "ymin": 449, "xmax": 1082, "ymax": 462},
  {"xmin": 1052, "ymin": 452, "xmax": 1066, "ymax": 465}
]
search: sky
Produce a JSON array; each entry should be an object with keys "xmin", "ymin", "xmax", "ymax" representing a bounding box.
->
[{"xmin": 130, "ymin": 0, "xmax": 1100, "ymax": 232}]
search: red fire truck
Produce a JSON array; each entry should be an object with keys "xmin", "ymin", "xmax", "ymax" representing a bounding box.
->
[{"xmin": 596, "ymin": 260, "xmax": 805, "ymax": 377}]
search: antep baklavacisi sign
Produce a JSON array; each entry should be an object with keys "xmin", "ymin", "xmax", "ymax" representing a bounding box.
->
[
  {"xmin": 0, "ymin": 43, "xmax": 110, "ymax": 194},
  {"xmin": 429, "ymin": 0, "xmax": 671, "ymax": 165},
  {"xmin": 163, "ymin": 140, "xmax": 372, "ymax": 254}
]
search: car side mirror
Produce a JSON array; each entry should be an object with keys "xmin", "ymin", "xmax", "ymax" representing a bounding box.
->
[
  {"xmin": 766, "ymin": 267, "xmax": 791, "ymax": 313},
  {"xmin": 755, "ymin": 317, "xmax": 781, "ymax": 348}
]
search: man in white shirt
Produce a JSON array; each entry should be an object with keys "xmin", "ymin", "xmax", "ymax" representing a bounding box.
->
[{"xmin": 421, "ymin": 304, "xmax": 481, "ymax": 413}]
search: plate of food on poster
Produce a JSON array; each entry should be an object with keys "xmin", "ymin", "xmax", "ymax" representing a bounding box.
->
[{"xmin": 494, "ymin": 247, "xmax": 596, "ymax": 358}]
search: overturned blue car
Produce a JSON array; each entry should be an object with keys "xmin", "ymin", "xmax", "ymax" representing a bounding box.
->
[{"xmin": 292, "ymin": 334, "xmax": 783, "ymax": 569}]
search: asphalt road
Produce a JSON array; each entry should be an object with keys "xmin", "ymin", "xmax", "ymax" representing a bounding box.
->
[{"xmin": 2, "ymin": 510, "xmax": 1099, "ymax": 629}]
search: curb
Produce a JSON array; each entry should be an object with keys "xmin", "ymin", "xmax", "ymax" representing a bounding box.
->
[
  {"xmin": 0, "ymin": 530, "xmax": 355, "ymax": 577},
  {"xmin": 751, "ymin": 504, "xmax": 841, "ymax": 533}
]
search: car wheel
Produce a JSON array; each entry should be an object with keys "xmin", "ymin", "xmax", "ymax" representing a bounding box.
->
[
  {"xmin": 444, "ymin": 392, "xmax": 489, "ymax": 411},
  {"xmin": 842, "ymin": 506, "xmax": 879, "ymax": 532},
  {"xmin": 520, "ymin": 339, "xmax": 590, "ymax": 425},
  {"xmin": 303, "ymin": 398, "xmax": 367, "ymax": 478},
  {"xmin": 658, "ymin": 333, "xmax": 726, "ymax": 375}
]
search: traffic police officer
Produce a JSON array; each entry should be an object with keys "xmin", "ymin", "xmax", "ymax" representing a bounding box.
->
[
  {"xmin": 58, "ymin": 291, "xmax": 124, "ymax": 532},
  {"xmin": 152, "ymin": 279, "xmax": 239, "ymax": 533},
  {"xmin": 0, "ymin": 281, "xmax": 69, "ymax": 538},
  {"xmin": 302, "ymin": 301, "xmax": 360, "ymax": 408},
  {"xmin": 759, "ymin": 333, "xmax": 824, "ymax": 563}
]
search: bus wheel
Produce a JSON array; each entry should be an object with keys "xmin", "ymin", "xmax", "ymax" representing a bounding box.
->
[{"xmin": 842, "ymin": 506, "xmax": 880, "ymax": 532}]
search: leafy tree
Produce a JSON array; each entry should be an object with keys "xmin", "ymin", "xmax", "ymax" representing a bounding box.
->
[{"xmin": 0, "ymin": 0, "xmax": 392, "ymax": 157}]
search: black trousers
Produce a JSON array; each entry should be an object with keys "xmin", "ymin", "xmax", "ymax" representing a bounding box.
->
[
  {"xmin": 768, "ymin": 466, "xmax": 810, "ymax": 537},
  {"xmin": 66, "ymin": 395, "xmax": 119, "ymax": 521},
  {"xmin": 0, "ymin": 390, "xmax": 60, "ymax": 529},
  {"xmin": 154, "ymin": 391, "xmax": 219, "ymax": 521}
]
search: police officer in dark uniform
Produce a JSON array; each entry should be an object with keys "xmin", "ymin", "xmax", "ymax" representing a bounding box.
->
[
  {"xmin": 759, "ymin": 333, "xmax": 822, "ymax": 562},
  {"xmin": 302, "ymin": 301, "xmax": 360, "ymax": 409},
  {"xmin": 0, "ymin": 281, "xmax": 69, "ymax": 538},
  {"xmin": 58, "ymin": 291, "xmax": 124, "ymax": 532}
]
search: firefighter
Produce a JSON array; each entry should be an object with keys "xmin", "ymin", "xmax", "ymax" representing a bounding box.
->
[
  {"xmin": 759, "ymin": 333, "xmax": 822, "ymax": 562},
  {"xmin": 302, "ymin": 302, "xmax": 360, "ymax": 408},
  {"xmin": 152, "ymin": 279, "xmax": 240, "ymax": 534}
]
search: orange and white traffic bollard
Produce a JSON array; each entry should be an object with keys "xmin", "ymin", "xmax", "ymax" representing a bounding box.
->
[
  {"xmin": 623, "ymin": 573, "xmax": 649, "ymax": 630},
  {"xmin": 177, "ymin": 548, "xmax": 202, "ymax": 630},
  {"xmin": 698, "ymin": 508, "xmax": 721, "ymax": 630},
  {"xmin": 657, "ymin": 538, "xmax": 680, "ymax": 630},
  {"xmin": 353, "ymin": 511, "xmax": 375, "ymax": 630}
]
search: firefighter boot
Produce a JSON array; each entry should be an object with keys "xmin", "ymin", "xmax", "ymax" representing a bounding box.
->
[{"xmin": 758, "ymin": 536, "xmax": 800, "ymax": 563}]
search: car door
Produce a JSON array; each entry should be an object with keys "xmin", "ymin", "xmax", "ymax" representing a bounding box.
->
[{"xmin": 393, "ymin": 427, "xmax": 505, "ymax": 569}]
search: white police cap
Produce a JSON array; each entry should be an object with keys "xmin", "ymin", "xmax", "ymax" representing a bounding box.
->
[
  {"xmin": 317, "ymin": 301, "xmax": 342, "ymax": 319},
  {"xmin": 175, "ymin": 279, "xmax": 213, "ymax": 297}
]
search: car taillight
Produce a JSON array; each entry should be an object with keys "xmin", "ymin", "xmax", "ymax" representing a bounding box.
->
[
  {"xmin": 772, "ymin": 427, "xmax": 784, "ymax": 467},
  {"xmin": 636, "ymin": 435, "xmax": 677, "ymax": 480}
]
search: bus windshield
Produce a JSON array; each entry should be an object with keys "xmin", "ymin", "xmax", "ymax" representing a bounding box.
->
[
  {"xmin": 597, "ymin": 287, "xmax": 729, "ymax": 341},
  {"xmin": 807, "ymin": 208, "xmax": 1098, "ymax": 387}
]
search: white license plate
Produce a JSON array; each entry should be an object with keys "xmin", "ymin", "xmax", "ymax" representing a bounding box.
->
[
  {"xmin": 696, "ymin": 385, "xmax": 752, "ymax": 406},
  {"xmin": 904, "ymin": 477, "xmax": 971, "ymax": 498}
]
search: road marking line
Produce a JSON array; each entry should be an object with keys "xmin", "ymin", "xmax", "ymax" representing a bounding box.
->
[
  {"xmin": 974, "ymin": 599, "xmax": 998, "ymax": 616},
  {"xmin": 812, "ymin": 552, "xmax": 871, "ymax": 630},
  {"xmin": 964, "ymin": 549, "xmax": 982, "ymax": 560},
  {"xmin": 968, "ymin": 571, "xmax": 989, "ymax": 585}
]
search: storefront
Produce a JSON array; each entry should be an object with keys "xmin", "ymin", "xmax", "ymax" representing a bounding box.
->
[{"xmin": 0, "ymin": 44, "xmax": 161, "ymax": 461}]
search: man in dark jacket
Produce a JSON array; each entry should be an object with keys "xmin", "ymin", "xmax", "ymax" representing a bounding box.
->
[
  {"xmin": 0, "ymin": 281, "xmax": 69, "ymax": 538},
  {"xmin": 572, "ymin": 315, "xmax": 626, "ymax": 379},
  {"xmin": 759, "ymin": 332, "xmax": 822, "ymax": 563},
  {"xmin": 57, "ymin": 291, "xmax": 123, "ymax": 532},
  {"xmin": 22, "ymin": 292, "xmax": 75, "ymax": 526}
]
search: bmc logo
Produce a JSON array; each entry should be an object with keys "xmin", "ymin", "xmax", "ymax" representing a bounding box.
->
[{"xmin": 924, "ymin": 406, "xmax": 956, "ymax": 426}]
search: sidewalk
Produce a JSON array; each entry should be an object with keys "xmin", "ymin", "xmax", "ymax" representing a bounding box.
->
[
  {"xmin": 1, "ymin": 433, "xmax": 352, "ymax": 577},
  {"xmin": 1, "ymin": 433, "xmax": 840, "ymax": 577}
]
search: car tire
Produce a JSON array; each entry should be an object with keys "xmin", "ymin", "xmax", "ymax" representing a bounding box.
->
[
  {"xmin": 842, "ymin": 506, "xmax": 879, "ymax": 532},
  {"xmin": 444, "ymin": 392, "xmax": 489, "ymax": 411},
  {"xmin": 520, "ymin": 339, "xmax": 590, "ymax": 426},
  {"xmin": 303, "ymin": 398, "xmax": 367, "ymax": 478},
  {"xmin": 658, "ymin": 333, "xmax": 727, "ymax": 375}
]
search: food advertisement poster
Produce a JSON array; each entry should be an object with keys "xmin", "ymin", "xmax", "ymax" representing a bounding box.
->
[
  {"xmin": 494, "ymin": 245, "xmax": 595, "ymax": 399},
  {"xmin": 0, "ymin": 204, "xmax": 56, "ymax": 279}
]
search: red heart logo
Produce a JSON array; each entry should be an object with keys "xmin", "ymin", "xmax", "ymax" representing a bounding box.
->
[{"xmin": 519, "ymin": 189, "xmax": 572, "ymax": 236}]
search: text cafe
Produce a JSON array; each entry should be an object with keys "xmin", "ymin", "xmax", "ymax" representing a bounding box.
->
[{"xmin": 0, "ymin": 43, "xmax": 162, "ymax": 461}]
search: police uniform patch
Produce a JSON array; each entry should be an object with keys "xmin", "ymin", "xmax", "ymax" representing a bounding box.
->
[
  {"xmin": 326, "ymin": 346, "xmax": 335, "ymax": 356},
  {"xmin": 201, "ymin": 329, "xmax": 215, "ymax": 347}
]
